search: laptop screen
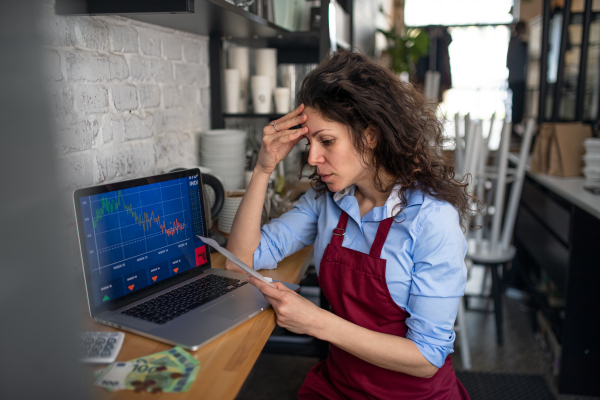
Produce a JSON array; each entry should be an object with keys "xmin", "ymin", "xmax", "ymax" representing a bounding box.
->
[{"xmin": 75, "ymin": 170, "xmax": 209, "ymax": 308}]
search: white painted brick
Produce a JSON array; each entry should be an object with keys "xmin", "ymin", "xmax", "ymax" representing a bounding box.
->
[
  {"xmin": 99, "ymin": 114, "xmax": 124, "ymax": 144},
  {"xmin": 181, "ymin": 86, "xmax": 199, "ymax": 106},
  {"xmin": 124, "ymin": 113, "xmax": 154, "ymax": 140},
  {"xmin": 40, "ymin": 15, "xmax": 75, "ymax": 46},
  {"xmin": 47, "ymin": 83, "xmax": 74, "ymax": 119},
  {"xmin": 109, "ymin": 54, "xmax": 129, "ymax": 81},
  {"xmin": 76, "ymin": 85, "xmax": 109, "ymax": 114},
  {"xmin": 129, "ymin": 56, "xmax": 172, "ymax": 82},
  {"xmin": 109, "ymin": 25, "xmax": 139, "ymax": 53},
  {"xmin": 200, "ymin": 88, "xmax": 210, "ymax": 108},
  {"xmin": 154, "ymin": 132, "xmax": 196, "ymax": 169},
  {"xmin": 183, "ymin": 39, "xmax": 201, "ymax": 63},
  {"xmin": 54, "ymin": 114, "xmax": 99, "ymax": 154},
  {"xmin": 94, "ymin": 153, "xmax": 109, "ymax": 183},
  {"xmin": 199, "ymin": 38, "xmax": 209, "ymax": 65},
  {"xmin": 153, "ymin": 133, "xmax": 180, "ymax": 168},
  {"xmin": 138, "ymin": 85, "xmax": 161, "ymax": 108},
  {"xmin": 138, "ymin": 28, "xmax": 161, "ymax": 57},
  {"xmin": 162, "ymin": 35, "xmax": 182, "ymax": 60},
  {"xmin": 174, "ymin": 63, "xmax": 209, "ymax": 87},
  {"xmin": 56, "ymin": 152, "xmax": 93, "ymax": 191},
  {"xmin": 163, "ymin": 86, "xmax": 181, "ymax": 108},
  {"xmin": 65, "ymin": 51, "xmax": 110, "ymax": 82},
  {"xmin": 152, "ymin": 109, "xmax": 187, "ymax": 135},
  {"xmin": 189, "ymin": 106, "xmax": 210, "ymax": 131},
  {"xmin": 94, "ymin": 142, "xmax": 156, "ymax": 183},
  {"xmin": 73, "ymin": 17, "xmax": 109, "ymax": 51},
  {"xmin": 112, "ymin": 85, "xmax": 138, "ymax": 111},
  {"xmin": 43, "ymin": 50, "xmax": 63, "ymax": 81}
]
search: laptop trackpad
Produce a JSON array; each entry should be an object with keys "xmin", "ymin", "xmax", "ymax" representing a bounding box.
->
[{"xmin": 202, "ymin": 296, "xmax": 264, "ymax": 320}]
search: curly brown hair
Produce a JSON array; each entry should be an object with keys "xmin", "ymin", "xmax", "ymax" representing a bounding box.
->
[{"xmin": 297, "ymin": 50, "xmax": 474, "ymax": 230}]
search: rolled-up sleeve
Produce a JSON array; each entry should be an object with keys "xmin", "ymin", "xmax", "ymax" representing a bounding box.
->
[
  {"xmin": 253, "ymin": 189, "xmax": 320, "ymax": 270},
  {"xmin": 405, "ymin": 203, "xmax": 467, "ymax": 368}
]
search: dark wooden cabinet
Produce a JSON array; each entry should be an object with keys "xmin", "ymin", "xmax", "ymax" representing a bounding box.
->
[{"xmin": 514, "ymin": 175, "xmax": 600, "ymax": 396}]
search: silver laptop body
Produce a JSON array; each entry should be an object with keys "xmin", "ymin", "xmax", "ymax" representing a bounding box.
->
[{"xmin": 73, "ymin": 169, "xmax": 298, "ymax": 350}]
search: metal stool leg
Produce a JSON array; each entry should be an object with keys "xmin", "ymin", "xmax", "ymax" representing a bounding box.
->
[
  {"xmin": 456, "ymin": 296, "xmax": 472, "ymax": 369},
  {"xmin": 490, "ymin": 263, "xmax": 503, "ymax": 345}
]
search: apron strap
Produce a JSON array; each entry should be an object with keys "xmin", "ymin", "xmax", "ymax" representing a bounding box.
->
[
  {"xmin": 369, "ymin": 217, "xmax": 394, "ymax": 258},
  {"xmin": 330, "ymin": 211, "xmax": 349, "ymax": 248}
]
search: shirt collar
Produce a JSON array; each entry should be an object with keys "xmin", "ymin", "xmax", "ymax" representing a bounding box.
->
[{"xmin": 333, "ymin": 183, "xmax": 424, "ymax": 220}]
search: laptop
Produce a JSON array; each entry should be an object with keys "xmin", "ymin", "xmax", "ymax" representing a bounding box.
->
[{"xmin": 74, "ymin": 168, "xmax": 299, "ymax": 350}]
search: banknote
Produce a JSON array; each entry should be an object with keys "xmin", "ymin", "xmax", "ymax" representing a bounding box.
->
[
  {"xmin": 94, "ymin": 346, "xmax": 200, "ymax": 393},
  {"xmin": 94, "ymin": 361, "xmax": 187, "ymax": 393}
]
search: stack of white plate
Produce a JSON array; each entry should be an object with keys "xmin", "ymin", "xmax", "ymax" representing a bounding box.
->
[
  {"xmin": 200, "ymin": 130, "xmax": 247, "ymax": 191},
  {"xmin": 218, "ymin": 191, "xmax": 245, "ymax": 234},
  {"xmin": 583, "ymin": 138, "xmax": 600, "ymax": 183}
]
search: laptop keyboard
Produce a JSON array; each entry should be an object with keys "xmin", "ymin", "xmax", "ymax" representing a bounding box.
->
[{"xmin": 121, "ymin": 274, "xmax": 248, "ymax": 325}]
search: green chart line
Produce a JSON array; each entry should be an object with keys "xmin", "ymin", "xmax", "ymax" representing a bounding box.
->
[{"xmin": 93, "ymin": 190, "xmax": 158, "ymax": 232}]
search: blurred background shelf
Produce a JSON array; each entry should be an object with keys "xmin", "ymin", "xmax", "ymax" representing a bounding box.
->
[
  {"xmin": 224, "ymin": 113, "xmax": 285, "ymax": 119},
  {"xmin": 57, "ymin": 0, "xmax": 289, "ymax": 38}
]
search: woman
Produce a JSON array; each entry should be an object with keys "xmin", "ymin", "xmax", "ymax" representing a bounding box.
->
[{"xmin": 226, "ymin": 51, "xmax": 471, "ymax": 399}]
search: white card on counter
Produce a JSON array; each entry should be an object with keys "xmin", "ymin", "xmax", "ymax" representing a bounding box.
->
[{"xmin": 197, "ymin": 235, "xmax": 276, "ymax": 288}]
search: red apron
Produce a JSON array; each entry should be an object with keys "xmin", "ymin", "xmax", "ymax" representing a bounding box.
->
[{"xmin": 299, "ymin": 211, "xmax": 470, "ymax": 400}]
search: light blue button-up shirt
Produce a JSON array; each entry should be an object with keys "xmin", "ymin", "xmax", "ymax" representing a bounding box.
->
[{"xmin": 253, "ymin": 185, "xmax": 468, "ymax": 368}]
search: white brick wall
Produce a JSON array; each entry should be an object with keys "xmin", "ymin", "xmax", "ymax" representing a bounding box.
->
[{"xmin": 41, "ymin": 1, "xmax": 211, "ymax": 277}]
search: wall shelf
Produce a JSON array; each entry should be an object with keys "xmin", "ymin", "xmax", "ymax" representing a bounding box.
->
[
  {"xmin": 58, "ymin": 0, "xmax": 289, "ymax": 39},
  {"xmin": 223, "ymin": 113, "xmax": 284, "ymax": 119}
]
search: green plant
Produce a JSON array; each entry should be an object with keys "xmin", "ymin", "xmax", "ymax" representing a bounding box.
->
[{"xmin": 377, "ymin": 10, "xmax": 429, "ymax": 75}]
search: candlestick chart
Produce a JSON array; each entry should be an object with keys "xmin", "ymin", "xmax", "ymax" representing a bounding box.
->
[{"xmin": 90, "ymin": 181, "xmax": 189, "ymax": 269}]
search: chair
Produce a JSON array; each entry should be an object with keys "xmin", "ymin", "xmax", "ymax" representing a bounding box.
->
[
  {"xmin": 452, "ymin": 116, "xmax": 484, "ymax": 371},
  {"xmin": 464, "ymin": 117, "xmax": 536, "ymax": 345}
]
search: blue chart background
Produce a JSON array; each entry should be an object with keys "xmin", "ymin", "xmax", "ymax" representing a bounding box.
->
[{"xmin": 79, "ymin": 177, "xmax": 206, "ymax": 306}]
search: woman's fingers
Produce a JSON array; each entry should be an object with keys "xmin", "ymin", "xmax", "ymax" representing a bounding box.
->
[
  {"xmin": 271, "ymin": 103, "xmax": 305, "ymax": 125},
  {"xmin": 271, "ymin": 113, "xmax": 307, "ymax": 133},
  {"xmin": 278, "ymin": 127, "xmax": 308, "ymax": 144},
  {"xmin": 247, "ymin": 277, "xmax": 286, "ymax": 300}
]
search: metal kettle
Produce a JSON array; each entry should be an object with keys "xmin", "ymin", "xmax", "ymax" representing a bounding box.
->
[
  {"xmin": 199, "ymin": 172, "xmax": 224, "ymax": 230},
  {"xmin": 170, "ymin": 168, "xmax": 224, "ymax": 229}
]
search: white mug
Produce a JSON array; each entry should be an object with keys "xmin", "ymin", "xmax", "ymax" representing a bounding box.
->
[
  {"xmin": 224, "ymin": 69, "xmax": 240, "ymax": 114},
  {"xmin": 274, "ymin": 87, "xmax": 291, "ymax": 114},
  {"xmin": 227, "ymin": 47, "xmax": 249, "ymax": 112},
  {"xmin": 251, "ymin": 75, "xmax": 272, "ymax": 114}
]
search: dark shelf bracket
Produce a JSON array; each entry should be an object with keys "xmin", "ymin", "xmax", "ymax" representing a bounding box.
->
[
  {"xmin": 538, "ymin": 0, "xmax": 552, "ymax": 124},
  {"xmin": 56, "ymin": 0, "xmax": 194, "ymax": 15},
  {"xmin": 575, "ymin": 0, "xmax": 593, "ymax": 121},
  {"xmin": 552, "ymin": 0, "xmax": 572, "ymax": 122}
]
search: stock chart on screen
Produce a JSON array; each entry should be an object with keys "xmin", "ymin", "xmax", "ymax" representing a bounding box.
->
[{"xmin": 79, "ymin": 176, "xmax": 207, "ymax": 306}]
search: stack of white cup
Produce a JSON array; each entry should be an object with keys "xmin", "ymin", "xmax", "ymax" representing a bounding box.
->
[
  {"xmin": 583, "ymin": 138, "xmax": 600, "ymax": 183},
  {"xmin": 224, "ymin": 69, "xmax": 240, "ymax": 113},
  {"xmin": 274, "ymin": 87, "xmax": 291, "ymax": 114},
  {"xmin": 251, "ymin": 75, "xmax": 272, "ymax": 114},
  {"xmin": 254, "ymin": 48, "xmax": 277, "ymax": 113},
  {"xmin": 227, "ymin": 47, "xmax": 249, "ymax": 113},
  {"xmin": 200, "ymin": 129, "xmax": 247, "ymax": 191},
  {"xmin": 218, "ymin": 190, "xmax": 246, "ymax": 234}
]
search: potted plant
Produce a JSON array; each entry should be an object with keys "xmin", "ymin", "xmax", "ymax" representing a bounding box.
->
[{"xmin": 377, "ymin": 9, "xmax": 429, "ymax": 80}]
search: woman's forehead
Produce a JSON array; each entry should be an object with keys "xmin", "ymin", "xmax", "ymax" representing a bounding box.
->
[{"xmin": 302, "ymin": 108, "xmax": 346, "ymax": 135}]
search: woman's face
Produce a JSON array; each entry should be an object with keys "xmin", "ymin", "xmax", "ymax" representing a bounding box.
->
[{"xmin": 301, "ymin": 107, "xmax": 372, "ymax": 193}]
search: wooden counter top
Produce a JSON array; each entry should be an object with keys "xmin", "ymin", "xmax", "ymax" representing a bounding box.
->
[{"xmin": 85, "ymin": 246, "xmax": 313, "ymax": 400}]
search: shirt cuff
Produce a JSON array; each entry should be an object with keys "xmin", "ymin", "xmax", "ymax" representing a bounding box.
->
[
  {"xmin": 406, "ymin": 330, "xmax": 454, "ymax": 368},
  {"xmin": 252, "ymin": 235, "xmax": 279, "ymax": 271}
]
